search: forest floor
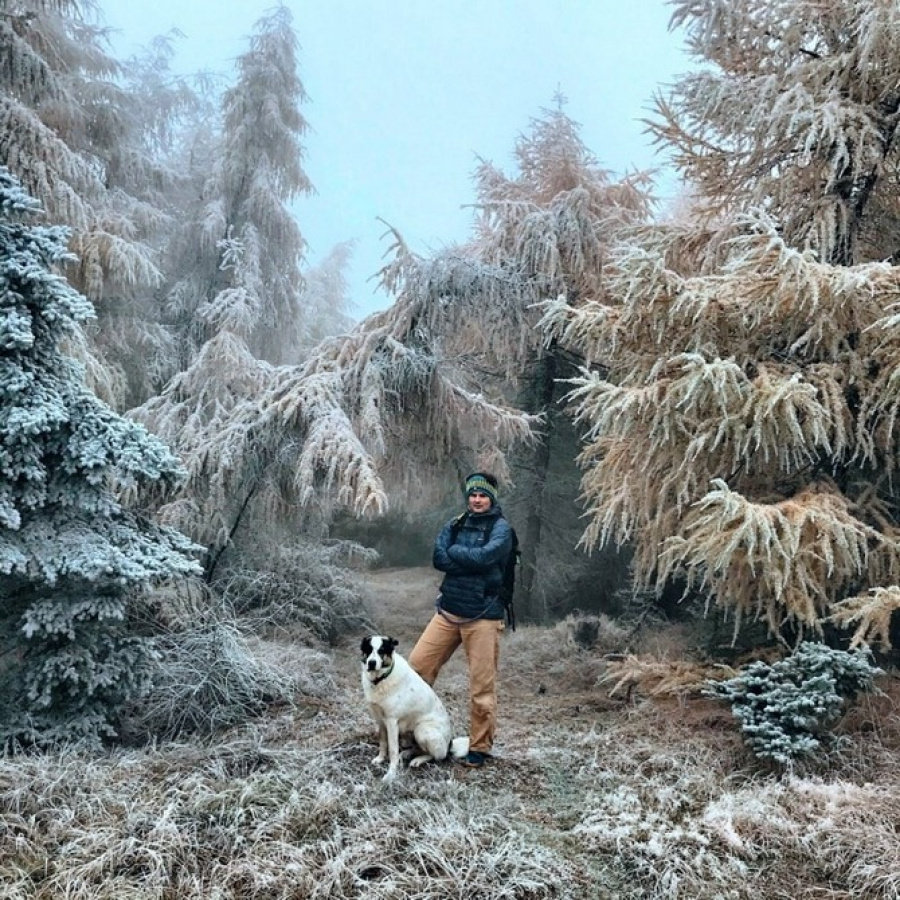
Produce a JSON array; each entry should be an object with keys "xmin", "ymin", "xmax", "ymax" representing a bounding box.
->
[
  {"xmin": 317, "ymin": 566, "xmax": 900, "ymax": 899},
  {"xmin": 6, "ymin": 566, "xmax": 900, "ymax": 899}
]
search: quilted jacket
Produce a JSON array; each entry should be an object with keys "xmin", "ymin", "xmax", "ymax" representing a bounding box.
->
[{"xmin": 432, "ymin": 505, "xmax": 512, "ymax": 621}]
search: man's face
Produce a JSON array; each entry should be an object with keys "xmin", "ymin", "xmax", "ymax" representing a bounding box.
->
[{"xmin": 467, "ymin": 491, "xmax": 492, "ymax": 514}]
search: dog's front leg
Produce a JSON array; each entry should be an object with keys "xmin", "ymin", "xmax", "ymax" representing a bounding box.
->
[
  {"xmin": 372, "ymin": 720, "xmax": 388, "ymax": 766},
  {"xmin": 382, "ymin": 719, "xmax": 401, "ymax": 782}
]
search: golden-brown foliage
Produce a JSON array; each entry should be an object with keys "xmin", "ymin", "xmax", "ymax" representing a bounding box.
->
[
  {"xmin": 543, "ymin": 212, "xmax": 900, "ymax": 644},
  {"xmin": 654, "ymin": 0, "xmax": 900, "ymax": 266},
  {"xmin": 600, "ymin": 654, "xmax": 736, "ymax": 700},
  {"xmin": 830, "ymin": 586, "xmax": 900, "ymax": 651}
]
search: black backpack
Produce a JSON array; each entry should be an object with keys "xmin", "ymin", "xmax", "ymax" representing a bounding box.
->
[{"xmin": 450, "ymin": 513, "xmax": 520, "ymax": 631}]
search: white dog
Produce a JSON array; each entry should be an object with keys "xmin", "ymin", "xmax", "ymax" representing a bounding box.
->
[{"xmin": 360, "ymin": 635, "xmax": 469, "ymax": 781}]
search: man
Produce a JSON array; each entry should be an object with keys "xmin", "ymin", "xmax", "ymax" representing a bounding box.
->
[{"xmin": 408, "ymin": 472, "xmax": 512, "ymax": 768}]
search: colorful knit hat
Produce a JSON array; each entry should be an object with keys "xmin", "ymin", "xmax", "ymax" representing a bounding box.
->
[{"xmin": 464, "ymin": 472, "xmax": 497, "ymax": 504}]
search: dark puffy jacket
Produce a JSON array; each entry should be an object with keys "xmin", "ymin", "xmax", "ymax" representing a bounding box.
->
[{"xmin": 433, "ymin": 505, "xmax": 512, "ymax": 621}]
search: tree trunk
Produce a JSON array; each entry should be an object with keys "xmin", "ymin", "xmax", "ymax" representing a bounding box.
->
[
  {"xmin": 518, "ymin": 347, "xmax": 558, "ymax": 623},
  {"xmin": 203, "ymin": 479, "xmax": 259, "ymax": 583}
]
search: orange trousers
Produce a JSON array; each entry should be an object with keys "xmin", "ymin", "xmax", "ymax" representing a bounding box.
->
[{"xmin": 408, "ymin": 612, "xmax": 504, "ymax": 754}]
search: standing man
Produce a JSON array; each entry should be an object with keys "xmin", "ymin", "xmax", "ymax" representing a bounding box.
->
[{"xmin": 408, "ymin": 472, "xmax": 512, "ymax": 768}]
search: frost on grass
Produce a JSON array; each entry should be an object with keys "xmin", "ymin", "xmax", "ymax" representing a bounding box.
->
[
  {"xmin": 122, "ymin": 620, "xmax": 333, "ymax": 742},
  {"xmin": 0, "ymin": 736, "xmax": 575, "ymax": 900},
  {"xmin": 571, "ymin": 723, "xmax": 900, "ymax": 900},
  {"xmin": 573, "ymin": 741, "xmax": 751, "ymax": 899}
]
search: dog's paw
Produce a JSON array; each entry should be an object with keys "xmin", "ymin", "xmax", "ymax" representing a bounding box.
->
[
  {"xmin": 382, "ymin": 767, "xmax": 399, "ymax": 782},
  {"xmin": 371, "ymin": 753, "xmax": 386, "ymax": 766},
  {"xmin": 408, "ymin": 754, "xmax": 433, "ymax": 769},
  {"xmin": 449, "ymin": 736, "xmax": 470, "ymax": 759}
]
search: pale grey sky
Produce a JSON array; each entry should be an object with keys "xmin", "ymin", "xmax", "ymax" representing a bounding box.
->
[{"xmin": 102, "ymin": 1, "xmax": 690, "ymax": 317}]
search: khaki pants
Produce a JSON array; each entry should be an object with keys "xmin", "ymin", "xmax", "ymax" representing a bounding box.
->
[{"xmin": 408, "ymin": 612, "xmax": 504, "ymax": 754}]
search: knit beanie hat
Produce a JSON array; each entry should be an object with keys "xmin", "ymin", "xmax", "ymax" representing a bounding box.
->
[{"xmin": 464, "ymin": 472, "xmax": 497, "ymax": 505}]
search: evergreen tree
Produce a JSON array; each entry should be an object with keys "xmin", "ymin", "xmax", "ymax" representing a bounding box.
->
[
  {"xmin": 0, "ymin": 168, "xmax": 200, "ymax": 746},
  {"xmin": 541, "ymin": 0, "xmax": 900, "ymax": 647}
]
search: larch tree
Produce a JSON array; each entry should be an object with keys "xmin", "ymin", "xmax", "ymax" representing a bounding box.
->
[
  {"xmin": 157, "ymin": 3, "xmax": 311, "ymax": 370},
  {"xmin": 541, "ymin": 0, "xmax": 900, "ymax": 648},
  {"xmin": 297, "ymin": 240, "xmax": 357, "ymax": 354},
  {"xmin": 0, "ymin": 0, "xmax": 115, "ymax": 236},
  {"xmin": 652, "ymin": 0, "xmax": 900, "ymax": 268},
  {"xmin": 375, "ymin": 104, "xmax": 652, "ymax": 620},
  {"xmin": 89, "ymin": 34, "xmax": 206, "ymax": 407},
  {"xmin": 132, "ymin": 6, "xmax": 314, "ymax": 577},
  {"xmin": 135, "ymin": 262, "xmax": 536, "ymax": 581},
  {"xmin": 0, "ymin": 0, "xmax": 183, "ymax": 408},
  {"xmin": 132, "ymin": 9, "xmax": 533, "ymax": 586},
  {"xmin": 0, "ymin": 168, "xmax": 199, "ymax": 746}
]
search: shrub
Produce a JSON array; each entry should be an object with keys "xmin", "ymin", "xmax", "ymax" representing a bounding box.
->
[
  {"xmin": 122, "ymin": 614, "xmax": 333, "ymax": 742},
  {"xmin": 214, "ymin": 538, "xmax": 377, "ymax": 643},
  {"xmin": 705, "ymin": 641, "xmax": 883, "ymax": 766}
]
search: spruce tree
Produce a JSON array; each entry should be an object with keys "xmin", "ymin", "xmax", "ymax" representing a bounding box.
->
[{"xmin": 0, "ymin": 168, "xmax": 199, "ymax": 746}]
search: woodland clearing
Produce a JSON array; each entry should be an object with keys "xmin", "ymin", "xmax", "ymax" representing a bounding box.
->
[{"xmin": 4, "ymin": 566, "xmax": 900, "ymax": 899}]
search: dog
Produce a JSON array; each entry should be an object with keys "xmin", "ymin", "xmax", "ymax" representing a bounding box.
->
[{"xmin": 360, "ymin": 635, "xmax": 469, "ymax": 781}]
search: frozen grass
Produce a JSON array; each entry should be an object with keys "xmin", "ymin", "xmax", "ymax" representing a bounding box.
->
[
  {"xmin": 121, "ymin": 623, "xmax": 333, "ymax": 743},
  {"xmin": 3, "ymin": 593, "xmax": 900, "ymax": 898},
  {"xmin": 0, "ymin": 726, "xmax": 575, "ymax": 900}
]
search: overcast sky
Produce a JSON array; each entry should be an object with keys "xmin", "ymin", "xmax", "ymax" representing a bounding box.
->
[{"xmin": 102, "ymin": 1, "xmax": 691, "ymax": 317}]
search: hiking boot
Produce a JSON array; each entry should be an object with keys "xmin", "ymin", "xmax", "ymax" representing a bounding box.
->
[{"xmin": 459, "ymin": 750, "xmax": 491, "ymax": 768}]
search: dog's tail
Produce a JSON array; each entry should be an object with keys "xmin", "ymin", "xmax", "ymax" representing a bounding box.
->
[{"xmin": 448, "ymin": 735, "xmax": 470, "ymax": 759}]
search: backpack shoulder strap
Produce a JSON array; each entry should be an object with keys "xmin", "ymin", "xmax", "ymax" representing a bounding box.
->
[{"xmin": 449, "ymin": 512, "xmax": 469, "ymax": 541}]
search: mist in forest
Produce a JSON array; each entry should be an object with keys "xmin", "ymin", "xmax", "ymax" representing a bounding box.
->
[{"xmin": 103, "ymin": 0, "xmax": 689, "ymax": 318}]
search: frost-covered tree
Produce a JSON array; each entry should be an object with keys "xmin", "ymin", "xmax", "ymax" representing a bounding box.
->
[
  {"xmin": 159, "ymin": 4, "xmax": 311, "ymax": 368},
  {"xmin": 297, "ymin": 240, "xmax": 357, "ymax": 353},
  {"xmin": 136, "ymin": 279, "xmax": 535, "ymax": 579},
  {"xmin": 705, "ymin": 642, "xmax": 882, "ymax": 765},
  {"xmin": 0, "ymin": 168, "xmax": 200, "ymax": 745},
  {"xmin": 0, "ymin": 0, "xmax": 183, "ymax": 407},
  {"xmin": 378, "ymin": 104, "xmax": 652, "ymax": 619},
  {"xmin": 1, "ymin": 0, "xmax": 114, "ymax": 234},
  {"xmin": 133, "ymin": 6, "xmax": 315, "ymax": 574},
  {"xmin": 86, "ymin": 34, "xmax": 207, "ymax": 406},
  {"xmin": 541, "ymin": 0, "xmax": 900, "ymax": 647},
  {"xmin": 651, "ymin": 0, "xmax": 900, "ymax": 267}
]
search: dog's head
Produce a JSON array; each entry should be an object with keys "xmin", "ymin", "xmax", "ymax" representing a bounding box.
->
[{"xmin": 360, "ymin": 635, "xmax": 398, "ymax": 678}]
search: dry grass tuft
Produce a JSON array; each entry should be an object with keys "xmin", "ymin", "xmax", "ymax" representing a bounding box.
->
[
  {"xmin": 599, "ymin": 654, "xmax": 736, "ymax": 700},
  {"xmin": 0, "ymin": 723, "xmax": 576, "ymax": 900},
  {"xmin": 122, "ymin": 625, "xmax": 330, "ymax": 743}
]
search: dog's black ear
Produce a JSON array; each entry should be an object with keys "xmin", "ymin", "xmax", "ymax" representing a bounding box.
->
[
  {"xmin": 385, "ymin": 637, "xmax": 398, "ymax": 653},
  {"xmin": 360, "ymin": 636, "xmax": 372, "ymax": 656}
]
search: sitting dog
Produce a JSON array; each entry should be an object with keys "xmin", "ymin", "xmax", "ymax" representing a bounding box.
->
[{"xmin": 360, "ymin": 635, "xmax": 469, "ymax": 781}]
